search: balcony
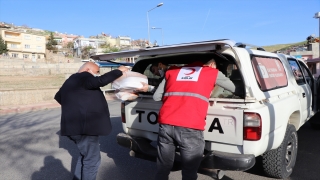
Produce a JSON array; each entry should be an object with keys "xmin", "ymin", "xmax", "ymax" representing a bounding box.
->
[
  {"xmin": 4, "ymin": 34, "xmax": 22, "ymax": 42},
  {"xmin": 3, "ymin": 36, "xmax": 22, "ymax": 43}
]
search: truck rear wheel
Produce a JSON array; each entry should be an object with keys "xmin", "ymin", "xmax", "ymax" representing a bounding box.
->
[{"xmin": 262, "ymin": 124, "xmax": 298, "ymax": 179}]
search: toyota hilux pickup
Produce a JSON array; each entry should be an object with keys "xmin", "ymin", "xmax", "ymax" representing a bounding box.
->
[{"xmin": 91, "ymin": 39, "xmax": 319, "ymax": 179}]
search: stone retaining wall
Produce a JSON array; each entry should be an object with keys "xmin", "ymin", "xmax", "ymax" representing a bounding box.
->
[
  {"xmin": 0, "ymin": 87, "xmax": 116, "ymax": 107},
  {"xmin": 0, "ymin": 88, "xmax": 58, "ymax": 106},
  {"xmin": 0, "ymin": 60, "xmax": 116, "ymax": 106},
  {"xmin": 0, "ymin": 61, "xmax": 83, "ymax": 76}
]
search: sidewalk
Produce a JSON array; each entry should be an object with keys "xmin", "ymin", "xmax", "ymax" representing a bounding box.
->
[
  {"xmin": 0, "ymin": 93, "xmax": 118, "ymax": 115},
  {"xmin": 0, "ymin": 101, "xmax": 61, "ymax": 115}
]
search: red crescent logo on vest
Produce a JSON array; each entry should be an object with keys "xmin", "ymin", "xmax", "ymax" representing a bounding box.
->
[{"xmin": 184, "ymin": 68, "xmax": 196, "ymax": 75}]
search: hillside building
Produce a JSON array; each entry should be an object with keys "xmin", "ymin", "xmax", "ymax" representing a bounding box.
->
[
  {"xmin": 73, "ymin": 37, "xmax": 107, "ymax": 58},
  {"xmin": 0, "ymin": 28, "xmax": 46, "ymax": 62},
  {"xmin": 290, "ymin": 42, "xmax": 320, "ymax": 77},
  {"xmin": 54, "ymin": 33, "xmax": 79, "ymax": 49}
]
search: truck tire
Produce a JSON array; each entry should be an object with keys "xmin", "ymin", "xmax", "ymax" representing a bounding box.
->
[{"xmin": 262, "ymin": 124, "xmax": 298, "ymax": 179}]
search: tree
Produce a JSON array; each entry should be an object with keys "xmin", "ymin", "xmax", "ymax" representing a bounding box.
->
[
  {"xmin": 81, "ymin": 45, "xmax": 94, "ymax": 59},
  {"xmin": 66, "ymin": 41, "xmax": 74, "ymax": 49},
  {"xmin": 46, "ymin": 32, "xmax": 58, "ymax": 53},
  {"xmin": 101, "ymin": 43, "xmax": 120, "ymax": 53},
  {"xmin": 0, "ymin": 35, "xmax": 8, "ymax": 55},
  {"xmin": 63, "ymin": 42, "xmax": 74, "ymax": 58}
]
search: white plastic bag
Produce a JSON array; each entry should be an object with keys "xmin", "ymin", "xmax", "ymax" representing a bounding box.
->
[
  {"xmin": 112, "ymin": 71, "xmax": 148, "ymax": 101},
  {"xmin": 114, "ymin": 89, "xmax": 139, "ymax": 101}
]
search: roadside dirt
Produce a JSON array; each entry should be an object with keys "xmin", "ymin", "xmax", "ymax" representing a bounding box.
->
[{"xmin": 0, "ymin": 75, "xmax": 65, "ymax": 90}]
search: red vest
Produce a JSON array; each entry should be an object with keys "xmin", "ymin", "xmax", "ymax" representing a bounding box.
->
[{"xmin": 158, "ymin": 63, "xmax": 218, "ymax": 130}]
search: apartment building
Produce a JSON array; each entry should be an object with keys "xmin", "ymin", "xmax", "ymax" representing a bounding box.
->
[
  {"xmin": 104, "ymin": 35, "xmax": 117, "ymax": 47},
  {"xmin": 54, "ymin": 33, "xmax": 78, "ymax": 48},
  {"xmin": 0, "ymin": 28, "xmax": 46, "ymax": 61},
  {"xmin": 74, "ymin": 37, "xmax": 107, "ymax": 57},
  {"xmin": 53, "ymin": 35, "xmax": 63, "ymax": 49},
  {"xmin": 131, "ymin": 39, "xmax": 148, "ymax": 49},
  {"xmin": 116, "ymin": 36, "xmax": 131, "ymax": 47}
]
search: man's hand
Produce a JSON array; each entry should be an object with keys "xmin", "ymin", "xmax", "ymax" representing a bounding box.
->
[
  {"xmin": 118, "ymin": 66, "xmax": 129, "ymax": 72},
  {"xmin": 135, "ymin": 82, "xmax": 149, "ymax": 92}
]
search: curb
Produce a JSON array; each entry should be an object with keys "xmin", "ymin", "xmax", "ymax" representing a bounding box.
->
[{"xmin": 0, "ymin": 102, "xmax": 61, "ymax": 115}]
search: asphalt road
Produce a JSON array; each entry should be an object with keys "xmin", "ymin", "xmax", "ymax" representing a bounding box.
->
[{"xmin": 0, "ymin": 101, "xmax": 320, "ymax": 180}]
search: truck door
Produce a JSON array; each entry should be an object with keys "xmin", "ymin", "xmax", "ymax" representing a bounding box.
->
[
  {"xmin": 298, "ymin": 61, "xmax": 317, "ymax": 113},
  {"xmin": 288, "ymin": 59, "xmax": 312, "ymax": 120}
]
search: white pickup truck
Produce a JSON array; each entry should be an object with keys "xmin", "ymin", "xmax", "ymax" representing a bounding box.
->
[{"xmin": 91, "ymin": 39, "xmax": 319, "ymax": 179}]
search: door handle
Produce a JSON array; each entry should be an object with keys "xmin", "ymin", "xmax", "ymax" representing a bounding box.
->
[{"xmin": 302, "ymin": 93, "xmax": 306, "ymax": 98}]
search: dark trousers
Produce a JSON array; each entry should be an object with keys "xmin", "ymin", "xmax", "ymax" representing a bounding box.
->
[
  {"xmin": 68, "ymin": 135, "xmax": 101, "ymax": 180},
  {"xmin": 155, "ymin": 124, "xmax": 205, "ymax": 180}
]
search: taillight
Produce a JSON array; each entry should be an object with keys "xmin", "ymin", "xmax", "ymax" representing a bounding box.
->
[
  {"xmin": 121, "ymin": 102, "xmax": 126, "ymax": 123},
  {"xmin": 243, "ymin": 112, "xmax": 261, "ymax": 141}
]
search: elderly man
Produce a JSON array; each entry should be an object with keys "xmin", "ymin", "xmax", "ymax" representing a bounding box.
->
[{"xmin": 54, "ymin": 62, "xmax": 128, "ymax": 180}]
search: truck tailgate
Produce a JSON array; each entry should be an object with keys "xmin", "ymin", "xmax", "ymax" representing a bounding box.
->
[
  {"xmin": 125, "ymin": 100, "xmax": 161, "ymax": 133},
  {"xmin": 125, "ymin": 100, "xmax": 243, "ymax": 146},
  {"xmin": 204, "ymin": 103, "xmax": 244, "ymax": 145}
]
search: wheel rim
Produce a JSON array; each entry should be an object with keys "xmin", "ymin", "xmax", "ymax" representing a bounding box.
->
[{"xmin": 285, "ymin": 133, "xmax": 296, "ymax": 170}]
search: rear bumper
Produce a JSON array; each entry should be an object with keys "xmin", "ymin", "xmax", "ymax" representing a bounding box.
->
[
  {"xmin": 201, "ymin": 150, "xmax": 255, "ymax": 171},
  {"xmin": 117, "ymin": 133, "xmax": 255, "ymax": 171}
]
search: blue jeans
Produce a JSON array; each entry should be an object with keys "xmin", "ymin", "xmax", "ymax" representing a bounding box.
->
[
  {"xmin": 155, "ymin": 124, "xmax": 205, "ymax": 180},
  {"xmin": 68, "ymin": 135, "xmax": 101, "ymax": 180}
]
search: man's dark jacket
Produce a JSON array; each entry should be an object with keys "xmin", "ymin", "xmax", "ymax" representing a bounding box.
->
[{"xmin": 54, "ymin": 70, "xmax": 122, "ymax": 136}]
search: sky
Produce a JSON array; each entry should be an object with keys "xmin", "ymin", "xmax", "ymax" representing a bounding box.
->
[{"xmin": 0, "ymin": 0, "xmax": 319, "ymax": 46}]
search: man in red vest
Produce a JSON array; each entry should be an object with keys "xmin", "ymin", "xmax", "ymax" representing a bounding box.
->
[{"xmin": 153, "ymin": 59, "xmax": 219, "ymax": 180}]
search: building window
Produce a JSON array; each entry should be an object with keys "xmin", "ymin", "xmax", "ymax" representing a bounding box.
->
[
  {"xmin": 37, "ymin": 46, "xmax": 42, "ymax": 50},
  {"xmin": 36, "ymin": 37, "xmax": 41, "ymax": 41},
  {"xmin": 25, "ymin": 44, "xmax": 31, "ymax": 49},
  {"xmin": 10, "ymin": 44, "xmax": 18, "ymax": 48},
  {"xmin": 11, "ymin": 53, "xmax": 18, "ymax": 58},
  {"xmin": 23, "ymin": 54, "xmax": 29, "ymax": 59},
  {"xmin": 37, "ymin": 55, "xmax": 41, "ymax": 59},
  {"xmin": 24, "ymin": 35, "xmax": 31, "ymax": 40}
]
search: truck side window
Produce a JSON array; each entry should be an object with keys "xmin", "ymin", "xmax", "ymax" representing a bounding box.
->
[
  {"xmin": 251, "ymin": 56, "xmax": 288, "ymax": 91},
  {"xmin": 288, "ymin": 59, "xmax": 306, "ymax": 85}
]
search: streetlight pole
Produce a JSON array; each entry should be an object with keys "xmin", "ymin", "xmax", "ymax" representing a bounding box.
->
[
  {"xmin": 314, "ymin": 12, "xmax": 320, "ymax": 59},
  {"xmin": 147, "ymin": 2, "xmax": 163, "ymax": 46},
  {"xmin": 152, "ymin": 27, "xmax": 163, "ymax": 46}
]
